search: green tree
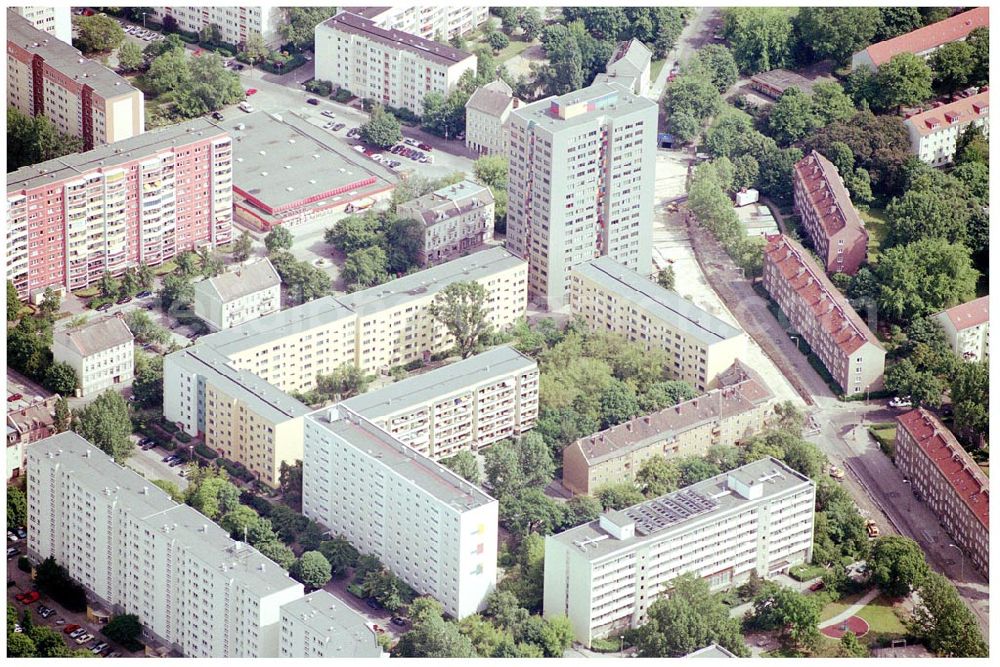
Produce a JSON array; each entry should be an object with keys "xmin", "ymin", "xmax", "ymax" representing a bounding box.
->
[
  {"xmin": 635, "ymin": 573, "xmax": 749, "ymax": 656},
  {"xmin": 687, "ymin": 44, "xmax": 739, "ymax": 92},
  {"xmin": 876, "ymin": 53, "xmax": 934, "ymax": 110},
  {"xmin": 256, "ymin": 540, "xmax": 296, "ymax": 569},
  {"xmin": 955, "ymin": 125, "xmax": 989, "ymax": 166},
  {"xmin": 474, "ymin": 154, "xmax": 509, "ymax": 190},
  {"xmin": 499, "ymin": 489, "xmax": 565, "ymax": 536},
  {"xmin": 908, "ymin": 571, "xmax": 988, "ymax": 657},
  {"xmin": 279, "ymin": 7, "xmax": 338, "ymax": 51},
  {"xmin": 385, "ymin": 217, "xmax": 424, "ymax": 274},
  {"xmin": 43, "ymin": 361, "xmax": 78, "ymax": 395},
  {"xmin": 264, "ymin": 225, "xmax": 294, "ymax": 254},
  {"xmin": 929, "ymin": 41, "xmax": 975, "ymax": 94},
  {"xmin": 598, "ymin": 380, "xmax": 640, "ymax": 428},
  {"xmin": 7, "ymin": 279, "xmax": 21, "ymax": 320},
  {"xmin": 429, "ymin": 281, "xmax": 493, "ymax": 358},
  {"xmin": 810, "ymin": 82, "xmax": 856, "ymax": 126},
  {"xmin": 656, "ymin": 266, "xmax": 675, "ymax": 291},
  {"xmin": 564, "ymin": 494, "xmax": 603, "ymax": 527},
  {"xmin": 484, "ymin": 440, "xmax": 526, "ymax": 498},
  {"xmin": 144, "ymin": 48, "xmax": 191, "ymax": 95},
  {"xmin": 125, "ymin": 310, "xmax": 170, "ymax": 345},
  {"xmin": 7, "ymin": 106, "xmax": 84, "ymax": 171},
  {"xmin": 635, "ymin": 455, "xmax": 681, "ymax": 497},
  {"xmin": 175, "ymin": 250, "xmax": 199, "ymax": 277},
  {"xmin": 519, "ymin": 9, "xmax": 543, "ymax": 41},
  {"xmin": 869, "ymin": 536, "xmax": 930, "ymax": 597},
  {"xmin": 103, "ymin": 614, "xmax": 141, "ymax": 646},
  {"xmin": 875, "ymin": 239, "xmax": 978, "ymax": 320},
  {"xmin": 966, "ymin": 27, "xmax": 989, "ymax": 86},
  {"xmin": 72, "ymin": 390, "xmax": 133, "ymax": 462},
  {"xmin": 152, "ymin": 479, "xmax": 184, "ymax": 502},
  {"xmin": 767, "ymin": 88, "xmax": 820, "ymax": 145},
  {"xmin": 876, "ymin": 7, "xmax": 923, "ymax": 41},
  {"xmin": 292, "ymin": 551, "xmax": 333, "ymax": 590},
  {"xmin": 318, "ymin": 537, "xmax": 360, "ymax": 578},
  {"xmin": 315, "ymin": 364, "xmax": 371, "ymax": 401},
  {"xmin": 117, "ymin": 41, "xmax": 144, "ymax": 72},
  {"xmin": 595, "ymin": 482, "xmax": 644, "ymax": 510},
  {"xmin": 342, "ymin": 246, "xmax": 389, "ymax": 291},
  {"xmin": 793, "ymin": 7, "xmax": 881, "ymax": 64},
  {"xmin": 219, "ymin": 505, "xmax": 260, "ymax": 540},
  {"xmin": 488, "ymin": 31, "xmax": 510, "ymax": 54},
  {"xmin": 951, "ymin": 360, "xmax": 988, "ymax": 446},
  {"xmin": 839, "ymin": 631, "xmax": 868, "ymax": 657},
  {"xmin": 231, "ymin": 230, "xmax": 254, "ymax": 263},
  {"xmin": 395, "ymin": 612, "xmax": 478, "ymax": 657},
  {"xmin": 325, "ymin": 213, "xmax": 382, "ymax": 253},
  {"xmin": 723, "ymin": 8, "xmax": 793, "ymax": 74},
  {"xmin": 747, "ymin": 582, "xmax": 821, "ymax": 649},
  {"xmin": 53, "ymin": 397, "xmax": 71, "ymax": 432},
  {"xmin": 74, "ymin": 13, "xmax": 125, "ymax": 53},
  {"xmin": 517, "ymin": 432, "xmax": 555, "ymax": 489},
  {"xmin": 360, "ymin": 105, "xmax": 403, "ymax": 149},
  {"xmin": 7, "ymin": 631, "xmax": 37, "ymax": 657},
  {"xmin": 440, "ymin": 450, "xmax": 482, "ymax": 485},
  {"xmin": 97, "ymin": 270, "xmax": 119, "ymax": 299},
  {"xmin": 132, "ymin": 352, "xmax": 164, "ymax": 408},
  {"xmin": 7, "ymin": 485, "xmax": 26, "ymax": 529}
]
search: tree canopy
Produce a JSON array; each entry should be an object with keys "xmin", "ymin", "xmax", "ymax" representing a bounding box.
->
[{"xmin": 72, "ymin": 390, "xmax": 133, "ymax": 462}]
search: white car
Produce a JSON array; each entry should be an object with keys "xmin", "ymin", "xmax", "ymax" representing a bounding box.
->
[
  {"xmin": 888, "ymin": 396, "xmax": 912, "ymax": 409},
  {"xmin": 371, "ymin": 154, "xmax": 383, "ymax": 162},
  {"xmin": 238, "ymin": 101, "xmax": 254, "ymax": 113}
]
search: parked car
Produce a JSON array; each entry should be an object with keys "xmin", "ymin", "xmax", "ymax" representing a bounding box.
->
[
  {"xmin": 75, "ymin": 633, "xmax": 94, "ymax": 645},
  {"xmin": 211, "ymin": 111, "xmax": 225, "ymax": 121},
  {"xmin": 332, "ymin": 123, "xmax": 345, "ymax": 131},
  {"xmin": 417, "ymin": 142, "xmax": 433, "ymax": 152},
  {"xmin": 64, "ymin": 624, "xmax": 81, "ymax": 635},
  {"xmin": 116, "ymin": 295, "xmax": 132, "ymax": 305},
  {"xmin": 97, "ymin": 302, "xmax": 113, "ymax": 312},
  {"xmin": 136, "ymin": 290, "xmax": 152, "ymax": 298},
  {"xmin": 390, "ymin": 617, "xmax": 407, "ymax": 627},
  {"xmin": 239, "ymin": 101, "xmax": 254, "ymax": 113},
  {"xmin": 39, "ymin": 607, "xmax": 56, "ymax": 619},
  {"xmin": 92, "ymin": 642, "xmax": 109, "ymax": 654},
  {"xmin": 245, "ymin": 88, "xmax": 258, "ymax": 96},
  {"xmin": 828, "ymin": 465, "xmax": 845, "ymax": 480},
  {"xmin": 307, "ymin": 97, "xmax": 320, "ymax": 105},
  {"xmin": 162, "ymin": 455, "xmax": 177, "ymax": 463},
  {"xmin": 403, "ymin": 138, "xmax": 417, "ymax": 146},
  {"xmin": 7, "ymin": 547, "xmax": 18, "ymax": 558},
  {"xmin": 321, "ymin": 110, "xmax": 336, "ymax": 118},
  {"xmin": 69, "ymin": 628, "xmax": 87, "ymax": 639},
  {"xmin": 13, "ymin": 623, "xmax": 23, "ymax": 633},
  {"xmin": 8, "ymin": 393, "xmax": 23, "ymax": 402},
  {"xmin": 865, "ymin": 520, "xmax": 880, "ymax": 538},
  {"xmin": 169, "ymin": 459, "xmax": 183, "ymax": 467},
  {"xmin": 808, "ymin": 580, "xmax": 825, "ymax": 592},
  {"xmin": 352, "ymin": 145, "xmax": 365, "ymax": 153},
  {"xmin": 16, "ymin": 527, "xmax": 26, "ymax": 539},
  {"xmin": 17, "ymin": 591, "xmax": 40, "ymax": 604},
  {"xmin": 888, "ymin": 396, "xmax": 912, "ymax": 409},
  {"xmin": 365, "ymin": 598, "xmax": 381, "ymax": 610}
]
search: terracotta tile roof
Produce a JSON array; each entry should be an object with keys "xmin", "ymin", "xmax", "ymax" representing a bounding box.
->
[
  {"xmin": 860, "ymin": 7, "xmax": 988, "ymax": 67},
  {"xmin": 905, "ymin": 92, "xmax": 989, "ymax": 136},
  {"xmin": 897, "ymin": 408, "xmax": 989, "ymax": 531},
  {"xmin": 763, "ymin": 235, "xmax": 883, "ymax": 355},
  {"xmin": 794, "ymin": 150, "xmax": 867, "ymax": 245},
  {"xmin": 575, "ymin": 363, "xmax": 773, "ymax": 465},
  {"xmin": 938, "ymin": 295, "xmax": 989, "ymax": 332}
]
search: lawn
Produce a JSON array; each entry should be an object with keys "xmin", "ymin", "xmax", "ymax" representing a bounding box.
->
[
  {"xmin": 819, "ymin": 591, "xmax": 867, "ymax": 623},
  {"xmin": 868, "ymin": 423, "xmax": 896, "ymax": 457},
  {"xmin": 820, "ymin": 592, "xmax": 906, "ymax": 635},
  {"xmin": 650, "ymin": 58, "xmax": 667, "ymax": 84},
  {"xmin": 861, "ymin": 207, "xmax": 888, "ymax": 258},
  {"xmin": 466, "ymin": 34, "xmax": 539, "ymax": 63},
  {"xmin": 153, "ymin": 260, "xmax": 178, "ymax": 276}
]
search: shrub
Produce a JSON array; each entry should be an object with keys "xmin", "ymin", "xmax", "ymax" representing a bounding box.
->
[
  {"xmin": 175, "ymin": 432, "xmax": 193, "ymax": 444},
  {"xmin": 789, "ymin": 563, "xmax": 827, "ymax": 581},
  {"xmin": 240, "ymin": 491, "xmax": 274, "ymax": 517},
  {"xmin": 17, "ymin": 556, "xmax": 31, "ymax": 573},
  {"xmin": 347, "ymin": 583, "xmax": 366, "ymax": 599},
  {"xmin": 590, "ymin": 637, "xmax": 623, "ymax": 653},
  {"xmin": 306, "ymin": 79, "xmax": 333, "ymax": 96},
  {"xmin": 194, "ymin": 443, "xmax": 218, "ymax": 459},
  {"xmin": 403, "ymin": 359, "xmax": 425, "ymax": 372},
  {"xmin": 160, "ymin": 420, "xmax": 179, "ymax": 433},
  {"xmin": 333, "ymin": 88, "xmax": 353, "ymax": 103}
]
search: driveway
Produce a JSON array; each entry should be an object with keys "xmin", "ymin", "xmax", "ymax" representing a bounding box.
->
[
  {"xmin": 323, "ymin": 576, "xmax": 408, "ymax": 641},
  {"xmin": 125, "ymin": 438, "xmax": 190, "ymax": 491}
]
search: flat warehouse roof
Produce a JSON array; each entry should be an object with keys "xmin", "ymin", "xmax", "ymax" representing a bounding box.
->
[
  {"xmin": 228, "ymin": 111, "xmax": 395, "ymax": 212},
  {"xmin": 340, "ymin": 345, "xmax": 536, "ymax": 419}
]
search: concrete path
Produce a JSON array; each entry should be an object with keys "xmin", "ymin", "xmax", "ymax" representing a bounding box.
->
[{"xmin": 818, "ymin": 588, "xmax": 880, "ymax": 629}]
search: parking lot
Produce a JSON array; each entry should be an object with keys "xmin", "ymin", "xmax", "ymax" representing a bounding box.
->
[
  {"xmin": 7, "ymin": 560, "xmax": 142, "ymax": 658},
  {"xmin": 124, "ymin": 435, "xmax": 191, "ymax": 491}
]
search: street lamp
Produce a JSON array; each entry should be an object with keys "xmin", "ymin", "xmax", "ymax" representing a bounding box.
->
[
  {"xmin": 141, "ymin": 12, "xmax": 147, "ymax": 29},
  {"xmin": 789, "ymin": 335, "xmax": 801, "ymax": 352},
  {"xmin": 947, "ymin": 544, "xmax": 965, "ymax": 580},
  {"xmin": 619, "ymin": 636, "xmax": 625, "ymax": 655}
]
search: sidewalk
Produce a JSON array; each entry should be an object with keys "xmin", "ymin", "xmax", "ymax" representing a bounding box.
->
[{"xmin": 818, "ymin": 588, "xmax": 880, "ymax": 629}]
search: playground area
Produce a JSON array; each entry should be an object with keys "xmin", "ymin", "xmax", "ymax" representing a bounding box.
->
[{"xmin": 820, "ymin": 615, "xmax": 870, "ymax": 640}]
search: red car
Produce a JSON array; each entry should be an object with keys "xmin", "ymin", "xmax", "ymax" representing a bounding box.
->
[
  {"xmin": 245, "ymin": 88, "xmax": 258, "ymax": 96},
  {"xmin": 7, "ymin": 393, "xmax": 23, "ymax": 402},
  {"xmin": 808, "ymin": 581, "xmax": 825, "ymax": 592},
  {"xmin": 16, "ymin": 591, "xmax": 40, "ymax": 604},
  {"xmin": 417, "ymin": 142, "xmax": 433, "ymax": 152},
  {"xmin": 63, "ymin": 624, "xmax": 81, "ymax": 635}
]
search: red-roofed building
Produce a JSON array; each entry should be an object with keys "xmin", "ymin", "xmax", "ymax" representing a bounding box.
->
[
  {"xmin": 896, "ymin": 408, "xmax": 989, "ymax": 577},
  {"xmin": 763, "ymin": 235, "xmax": 885, "ymax": 395},
  {"xmin": 904, "ymin": 92, "xmax": 989, "ymax": 166},
  {"xmin": 934, "ymin": 296, "xmax": 989, "ymax": 361},
  {"xmin": 851, "ymin": 7, "xmax": 988, "ymax": 71},
  {"xmin": 792, "ymin": 151, "xmax": 868, "ymax": 275}
]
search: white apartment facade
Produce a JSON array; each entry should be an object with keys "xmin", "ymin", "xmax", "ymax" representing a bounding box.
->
[
  {"xmin": 506, "ymin": 82, "xmax": 657, "ymax": 310},
  {"xmin": 303, "ymin": 408, "xmax": 498, "ymax": 619},
  {"xmin": 314, "ymin": 11, "xmax": 477, "ymax": 115},
  {"xmin": 465, "ymin": 79, "xmax": 519, "ymax": 156},
  {"xmin": 934, "ymin": 296, "xmax": 989, "ymax": 361},
  {"xmin": 346, "ymin": 6, "xmax": 489, "ymax": 41},
  {"xmin": 396, "ymin": 179, "xmax": 495, "ymax": 266},
  {"xmin": 151, "ymin": 6, "xmax": 286, "ymax": 47},
  {"xmin": 193, "ymin": 258, "xmax": 281, "ymax": 331},
  {"xmin": 7, "ymin": 10, "xmax": 144, "ymax": 150},
  {"xmin": 544, "ymin": 458, "xmax": 815, "ymax": 647},
  {"xmin": 904, "ymin": 92, "xmax": 989, "ymax": 166},
  {"xmin": 279, "ymin": 591, "xmax": 383, "ymax": 658},
  {"xmin": 594, "ymin": 39, "xmax": 652, "ymax": 97},
  {"xmin": 340, "ymin": 345, "xmax": 539, "ymax": 460},
  {"xmin": 570, "ymin": 257, "xmax": 746, "ymax": 392},
  {"xmin": 27, "ymin": 432, "xmax": 305, "ymax": 657},
  {"xmin": 52, "ymin": 316, "xmax": 134, "ymax": 397},
  {"xmin": 10, "ymin": 6, "xmax": 72, "ymax": 43}
]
